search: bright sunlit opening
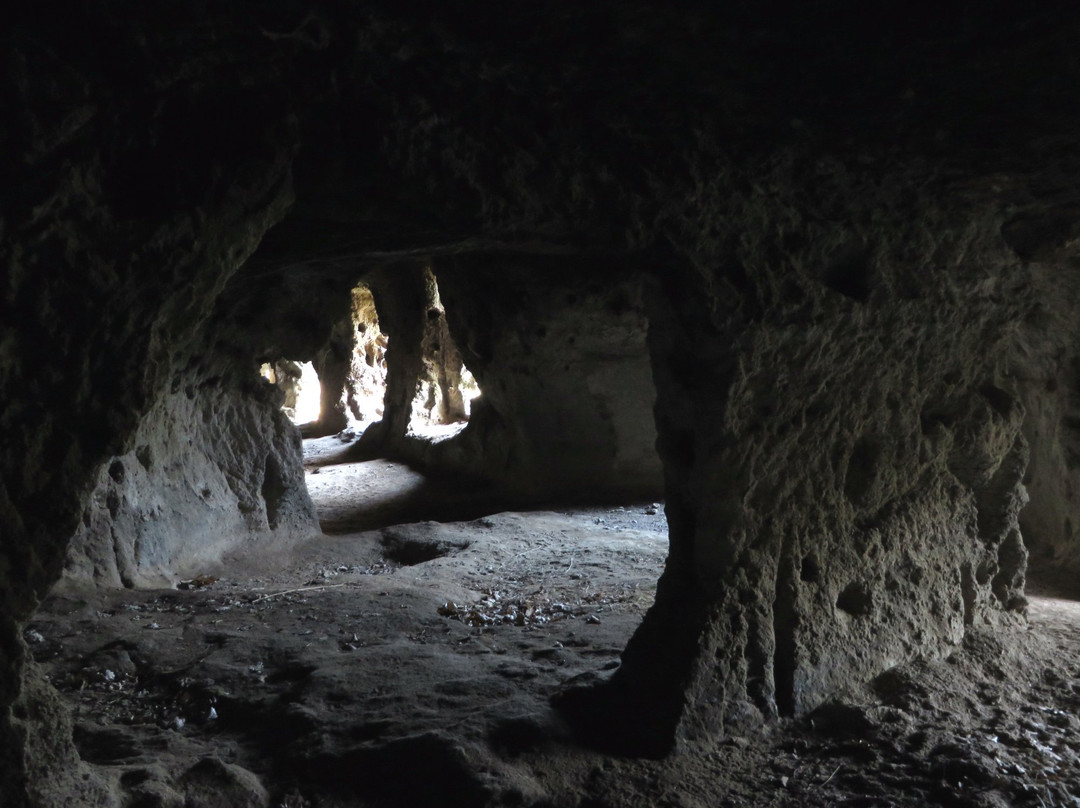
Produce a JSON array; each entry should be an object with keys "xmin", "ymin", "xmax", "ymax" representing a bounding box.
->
[{"xmin": 293, "ymin": 362, "xmax": 321, "ymax": 424}]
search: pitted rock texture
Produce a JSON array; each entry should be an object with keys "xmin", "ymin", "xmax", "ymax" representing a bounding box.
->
[
  {"xmin": 309, "ymin": 313, "xmax": 355, "ymax": 437},
  {"xmin": 266, "ymin": 359, "xmax": 303, "ymax": 418},
  {"xmin": 428, "ymin": 256, "xmax": 663, "ymax": 500},
  {"xmin": 360, "ymin": 264, "xmax": 431, "ymax": 443},
  {"xmin": 10, "ymin": 661, "xmax": 115, "ymax": 808},
  {"xmin": 62, "ymin": 382, "xmax": 317, "ymax": 590},
  {"xmin": 1, "ymin": 8, "xmax": 299, "ymax": 800},
  {"xmin": 411, "ymin": 268, "xmax": 469, "ymax": 428},
  {"xmin": 345, "ymin": 284, "xmax": 389, "ymax": 423},
  {"xmin": 1012, "ymin": 252, "xmax": 1080, "ymax": 575},
  {"xmin": 578, "ymin": 168, "xmax": 1036, "ymax": 752},
  {"xmin": 3, "ymin": 2, "xmax": 1080, "ymax": 805}
]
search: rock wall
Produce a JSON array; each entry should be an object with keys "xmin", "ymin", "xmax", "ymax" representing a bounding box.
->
[
  {"xmin": 342, "ymin": 257, "xmax": 662, "ymax": 501},
  {"xmin": 561, "ymin": 163, "xmax": 1034, "ymax": 754},
  {"xmin": 3, "ymin": 2, "xmax": 1080, "ymax": 804},
  {"xmin": 411, "ymin": 268, "xmax": 469, "ymax": 427},
  {"xmin": 1018, "ymin": 381, "xmax": 1080, "ymax": 572},
  {"xmin": 0, "ymin": 8, "xmax": 302, "ymax": 801},
  {"xmin": 345, "ymin": 285, "xmax": 389, "ymax": 423},
  {"xmin": 267, "ymin": 359, "xmax": 303, "ymax": 418},
  {"xmin": 308, "ymin": 315, "xmax": 355, "ymax": 437},
  {"xmin": 432, "ymin": 256, "xmax": 663, "ymax": 500},
  {"xmin": 350, "ymin": 266, "xmax": 469, "ymax": 435},
  {"xmin": 62, "ymin": 379, "xmax": 317, "ymax": 590},
  {"xmin": 360, "ymin": 265, "xmax": 431, "ymax": 443},
  {"xmin": 1011, "ymin": 247, "xmax": 1080, "ymax": 573}
]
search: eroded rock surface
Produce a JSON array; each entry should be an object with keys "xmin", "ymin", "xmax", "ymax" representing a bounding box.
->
[
  {"xmin": 563, "ymin": 176, "xmax": 1037, "ymax": 752},
  {"xmin": 3, "ymin": 3, "xmax": 1080, "ymax": 805},
  {"xmin": 431, "ymin": 256, "xmax": 662, "ymax": 500},
  {"xmin": 63, "ymin": 382, "xmax": 317, "ymax": 590}
]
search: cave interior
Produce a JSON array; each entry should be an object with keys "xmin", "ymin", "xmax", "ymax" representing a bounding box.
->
[{"xmin": 4, "ymin": 3, "xmax": 1080, "ymax": 806}]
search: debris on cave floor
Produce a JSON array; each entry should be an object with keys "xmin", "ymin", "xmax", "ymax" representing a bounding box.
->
[
  {"xmin": 27, "ymin": 453, "xmax": 1080, "ymax": 807},
  {"xmin": 30, "ymin": 507, "xmax": 670, "ymax": 807}
]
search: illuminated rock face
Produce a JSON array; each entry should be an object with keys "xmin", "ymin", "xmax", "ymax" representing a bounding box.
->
[
  {"xmin": 62, "ymin": 384, "xmax": 317, "ymax": 590},
  {"xmin": 2, "ymin": 2, "xmax": 1080, "ymax": 803},
  {"xmin": 597, "ymin": 208, "xmax": 1033, "ymax": 753}
]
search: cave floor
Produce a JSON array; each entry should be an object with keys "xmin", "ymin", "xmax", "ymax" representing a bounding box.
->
[{"xmin": 27, "ymin": 441, "xmax": 1080, "ymax": 807}]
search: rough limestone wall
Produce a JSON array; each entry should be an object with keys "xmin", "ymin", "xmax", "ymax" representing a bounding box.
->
[
  {"xmin": 412, "ymin": 269, "xmax": 468, "ymax": 427},
  {"xmin": 346, "ymin": 285, "xmax": 388, "ymax": 423},
  {"xmin": 213, "ymin": 251, "xmax": 360, "ymax": 441},
  {"xmin": 62, "ymin": 379, "xmax": 317, "ymax": 590},
  {"xmin": 1014, "ymin": 349, "xmax": 1080, "ymax": 573},
  {"xmin": 309, "ymin": 316, "xmax": 355, "ymax": 437},
  {"xmin": 3, "ymin": 3, "xmax": 1079, "ymax": 800},
  {"xmin": 359, "ymin": 265, "xmax": 430, "ymax": 444},
  {"xmin": 561, "ymin": 160, "xmax": 1033, "ymax": 754},
  {"xmin": 0, "ymin": 8, "xmax": 302, "ymax": 804},
  {"xmin": 1010, "ymin": 236, "xmax": 1080, "ymax": 573},
  {"xmin": 271, "ymin": 359, "xmax": 303, "ymax": 417},
  {"xmin": 434, "ymin": 256, "xmax": 662, "ymax": 500},
  {"xmin": 1018, "ymin": 385, "xmax": 1080, "ymax": 572},
  {"xmin": 10, "ymin": 661, "xmax": 117, "ymax": 808}
]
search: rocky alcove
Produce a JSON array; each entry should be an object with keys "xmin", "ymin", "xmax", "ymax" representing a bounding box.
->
[{"xmin": 4, "ymin": 3, "xmax": 1080, "ymax": 806}]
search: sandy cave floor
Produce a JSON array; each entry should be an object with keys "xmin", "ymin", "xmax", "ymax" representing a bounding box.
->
[{"xmin": 25, "ymin": 436, "xmax": 1080, "ymax": 808}]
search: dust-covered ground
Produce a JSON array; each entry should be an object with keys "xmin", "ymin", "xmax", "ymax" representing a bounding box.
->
[{"xmin": 26, "ymin": 437, "xmax": 1080, "ymax": 807}]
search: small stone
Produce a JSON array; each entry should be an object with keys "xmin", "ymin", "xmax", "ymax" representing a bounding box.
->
[
  {"xmin": 586, "ymin": 615, "xmax": 602, "ymax": 625},
  {"xmin": 25, "ymin": 629, "xmax": 45, "ymax": 644}
]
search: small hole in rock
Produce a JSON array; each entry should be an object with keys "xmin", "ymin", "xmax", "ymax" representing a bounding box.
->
[{"xmin": 837, "ymin": 582, "xmax": 873, "ymax": 617}]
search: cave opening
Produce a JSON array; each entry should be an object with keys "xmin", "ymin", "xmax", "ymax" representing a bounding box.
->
[
  {"xmin": 259, "ymin": 271, "xmax": 484, "ymax": 447},
  {"xmin": 259, "ymin": 359, "xmax": 321, "ymax": 425},
  {"xmin": 7, "ymin": 4, "xmax": 1080, "ymax": 807},
  {"xmin": 289, "ymin": 258, "xmax": 667, "ymax": 529},
  {"xmin": 28, "ymin": 253, "xmax": 675, "ymax": 808}
]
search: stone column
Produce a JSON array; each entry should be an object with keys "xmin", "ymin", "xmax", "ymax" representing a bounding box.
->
[
  {"xmin": 558, "ymin": 195, "xmax": 1030, "ymax": 754},
  {"xmin": 362, "ymin": 264, "xmax": 429, "ymax": 446}
]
